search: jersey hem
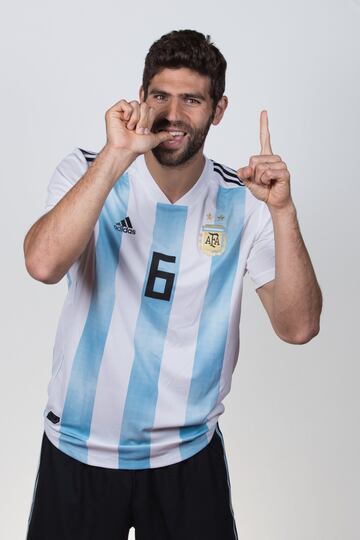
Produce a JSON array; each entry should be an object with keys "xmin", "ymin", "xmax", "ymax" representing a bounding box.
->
[{"xmin": 44, "ymin": 423, "xmax": 217, "ymax": 470}]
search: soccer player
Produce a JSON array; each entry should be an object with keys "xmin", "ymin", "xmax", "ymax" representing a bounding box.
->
[{"xmin": 23, "ymin": 29, "xmax": 322, "ymax": 540}]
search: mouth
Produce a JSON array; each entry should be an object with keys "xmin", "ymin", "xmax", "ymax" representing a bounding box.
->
[
  {"xmin": 156, "ymin": 128, "xmax": 188, "ymax": 139},
  {"xmin": 155, "ymin": 128, "xmax": 188, "ymax": 148}
]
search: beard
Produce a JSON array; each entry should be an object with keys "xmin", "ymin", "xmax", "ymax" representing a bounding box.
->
[{"xmin": 150, "ymin": 112, "xmax": 215, "ymax": 167}]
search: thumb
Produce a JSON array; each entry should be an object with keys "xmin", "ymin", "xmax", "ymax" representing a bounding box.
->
[
  {"xmin": 153, "ymin": 130, "xmax": 173, "ymax": 145},
  {"xmin": 236, "ymin": 165, "xmax": 253, "ymax": 184}
]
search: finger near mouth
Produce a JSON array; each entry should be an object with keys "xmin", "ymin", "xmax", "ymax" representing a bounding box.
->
[
  {"xmin": 154, "ymin": 128, "xmax": 187, "ymax": 146},
  {"xmin": 156, "ymin": 128, "xmax": 188, "ymax": 137},
  {"xmin": 161, "ymin": 134, "xmax": 188, "ymax": 147}
]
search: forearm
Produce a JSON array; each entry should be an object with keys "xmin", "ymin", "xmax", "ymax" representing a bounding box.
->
[
  {"xmin": 24, "ymin": 145, "xmax": 137, "ymax": 284},
  {"xmin": 269, "ymin": 200, "xmax": 322, "ymax": 342}
]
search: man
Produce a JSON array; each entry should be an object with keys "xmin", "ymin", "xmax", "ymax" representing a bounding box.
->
[{"xmin": 24, "ymin": 29, "xmax": 322, "ymax": 540}]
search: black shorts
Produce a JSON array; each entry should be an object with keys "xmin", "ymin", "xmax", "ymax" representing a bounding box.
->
[{"xmin": 27, "ymin": 423, "xmax": 238, "ymax": 539}]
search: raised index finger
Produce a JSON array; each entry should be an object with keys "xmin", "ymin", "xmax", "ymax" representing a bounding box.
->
[{"xmin": 260, "ymin": 110, "xmax": 273, "ymax": 155}]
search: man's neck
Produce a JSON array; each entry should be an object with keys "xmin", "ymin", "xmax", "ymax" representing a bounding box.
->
[{"xmin": 144, "ymin": 150, "xmax": 206, "ymax": 204}]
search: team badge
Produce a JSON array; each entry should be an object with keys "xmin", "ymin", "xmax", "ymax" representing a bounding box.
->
[{"xmin": 198, "ymin": 213, "xmax": 227, "ymax": 256}]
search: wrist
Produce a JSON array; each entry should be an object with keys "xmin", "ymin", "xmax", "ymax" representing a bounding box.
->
[
  {"xmin": 101, "ymin": 143, "xmax": 139, "ymax": 164},
  {"xmin": 96, "ymin": 144, "xmax": 139, "ymax": 181},
  {"xmin": 267, "ymin": 198, "xmax": 297, "ymax": 219},
  {"xmin": 89, "ymin": 144, "xmax": 138, "ymax": 187}
]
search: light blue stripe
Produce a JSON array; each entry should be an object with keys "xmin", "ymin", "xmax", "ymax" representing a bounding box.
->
[
  {"xmin": 118, "ymin": 203, "xmax": 188, "ymax": 468},
  {"xmin": 59, "ymin": 174, "xmax": 130, "ymax": 462},
  {"xmin": 180, "ymin": 185, "xmax": 246, "ymax": 458}
]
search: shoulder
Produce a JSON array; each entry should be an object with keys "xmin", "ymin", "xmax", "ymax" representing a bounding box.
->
[
  {"xmin": 48, "ymin": 147, "xmax": 94, "ymax": 183},
  {"xmin": 60, "ymin": 147, "xmax": 99, "ymax": 177},
  {"xmin": 209, "ymin": 157, "xmax": 269, "ymax": 224},
  {"xmin": 210, "ymin": 159, "xmax": 245, "ymax": 189},
  {"xmin": 54, "ymin": 147, "xmax": 98, "ymax": 173},
  {"xmin": 78, "ymin": 147, "xmax": 99, "ymax": 165}
]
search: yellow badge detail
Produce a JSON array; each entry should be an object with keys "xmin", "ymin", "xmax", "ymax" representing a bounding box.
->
[{"xmin": 199, "ymin": 223, "xmax": 227, "ymax": 256}]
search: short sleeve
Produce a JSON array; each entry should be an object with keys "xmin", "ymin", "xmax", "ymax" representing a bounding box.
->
[
  {"xmin": 245, "ymin": 202, "xmax": 275, "ymax": 289},
  {"xmin": 39, "ymin": 147, "xmax": 88, "ymax": 217}
]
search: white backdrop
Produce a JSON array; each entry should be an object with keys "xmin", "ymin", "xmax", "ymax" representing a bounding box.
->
[{"xmin": 1, "ymin": 0, "xmax": 359, "ymax": 538}]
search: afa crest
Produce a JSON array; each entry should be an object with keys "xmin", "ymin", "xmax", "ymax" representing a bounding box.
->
[{"xmin": 198, "ymin": 219, "xmax": 227, "ymax": 256}]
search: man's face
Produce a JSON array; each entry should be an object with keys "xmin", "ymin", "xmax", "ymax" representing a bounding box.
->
[{"xmin": 141, "ymin": 68, "xmax": 216, "ymax": 167}]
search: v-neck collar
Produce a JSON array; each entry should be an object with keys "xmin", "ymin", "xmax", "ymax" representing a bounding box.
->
[{"xmin": 134, "ymin": 153, "xmax": 211, "ymax": 207}]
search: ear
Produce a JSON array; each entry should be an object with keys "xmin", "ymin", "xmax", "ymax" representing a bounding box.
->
[
  {"xmin": 139, "ymin": 85, "xmax": 145, "ymax": 103},
  {"xmin": 212, "ymin": 95, "xmax": 228, "ymax": 126}
]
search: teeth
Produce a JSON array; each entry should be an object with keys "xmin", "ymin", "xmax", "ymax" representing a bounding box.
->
[{"xmin": 169, "ymin": 131, "xmax": 185, "ymax": 136}]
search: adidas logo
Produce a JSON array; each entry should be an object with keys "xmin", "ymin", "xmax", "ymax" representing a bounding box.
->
[{"xmin": 114, "ymin": 216, "xmax": 136, "ymax": 234}]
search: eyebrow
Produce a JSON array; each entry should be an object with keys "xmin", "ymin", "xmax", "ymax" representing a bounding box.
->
[{"xmin": 148, "ymin": 88, "xmax": 206, "ymax": 101}]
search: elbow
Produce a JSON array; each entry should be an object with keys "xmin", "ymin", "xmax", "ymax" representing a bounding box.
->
[
  {"xmin": 24, "ymin": 255, "xmax": 62, "ymax": 284},
  {"xmin": 272, "ymin": 293, "xmax": 323, "ymax": 345},
  {"xmin": 276, "ymin": 323, "xmax": 320, "ymax": 345},
  {"xmin": 23, "ymin": 226, "xmax": 63, "ymax": 284}
]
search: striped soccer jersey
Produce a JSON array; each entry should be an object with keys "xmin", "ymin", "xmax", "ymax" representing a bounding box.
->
[{"xmin": 40, "ymin": 146, "xmax": 275, "ymax": 469}]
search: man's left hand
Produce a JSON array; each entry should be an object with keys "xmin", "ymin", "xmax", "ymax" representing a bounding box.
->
[{"xmin": 236, "ymin": 110, "xmax": 292, "ymax": 210}]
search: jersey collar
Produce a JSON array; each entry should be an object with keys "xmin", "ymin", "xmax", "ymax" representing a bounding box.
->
[{"xmin": 134, "ymin": 153, "xmax": 211, "ymax": 207}]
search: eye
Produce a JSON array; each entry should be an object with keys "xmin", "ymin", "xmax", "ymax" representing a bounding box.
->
[
  {"xmin": 154, "ymin": 94, "xmax": 166, "ymax": 101},
  {"xmin": 185, "ymin": 97, "xmax": 200, "ymax": 104}
]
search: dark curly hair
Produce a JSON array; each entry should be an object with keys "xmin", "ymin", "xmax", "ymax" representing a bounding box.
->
[{"xmin": 142, "ymin": 29, "xmax": 227, "ymax": 113}]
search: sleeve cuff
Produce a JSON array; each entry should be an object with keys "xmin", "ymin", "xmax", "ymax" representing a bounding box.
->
[{"xmin": 251, "ymin": 268, "xmax": 275, "ymax": 290}]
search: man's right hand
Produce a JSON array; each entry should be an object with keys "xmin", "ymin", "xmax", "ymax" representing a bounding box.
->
[{"xmin": 104, "ymin": 99, "xmax": 173, "ymax": 156}]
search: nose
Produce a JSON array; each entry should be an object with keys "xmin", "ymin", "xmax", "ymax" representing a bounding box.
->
[{"xmin": 163, "ymin": 97, "xmax": 183, "ymax": 123}]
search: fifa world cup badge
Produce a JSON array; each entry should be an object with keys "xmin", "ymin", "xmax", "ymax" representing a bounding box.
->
[{"xmin": 198, "ymin": 213, "xmax": 227, "ymax": 256}]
